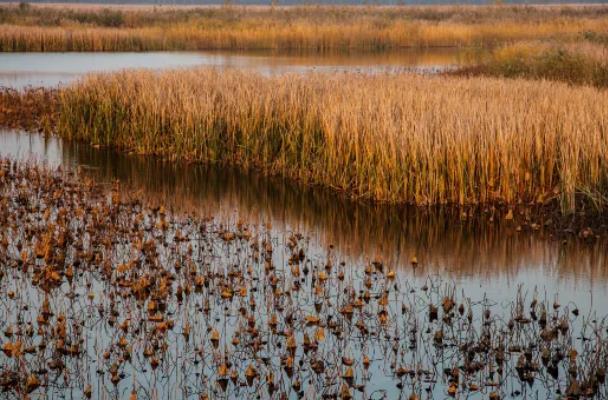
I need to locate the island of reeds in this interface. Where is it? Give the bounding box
[8,69,594,216]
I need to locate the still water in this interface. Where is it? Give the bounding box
[1,128,606,313]
[1,128,608,399]
[0,49,469,89]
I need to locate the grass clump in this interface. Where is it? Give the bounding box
[584,31,608,47]
[476,41,608,88]
[56,69,608,213]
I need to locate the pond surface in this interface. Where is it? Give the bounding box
[1,128,608,399]
[0,49,471,89]
[1,128,606,313]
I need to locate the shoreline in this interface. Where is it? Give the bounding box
[1,84,607,239]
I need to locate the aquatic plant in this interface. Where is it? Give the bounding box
[55,69,608,214]
[0,158,607,399]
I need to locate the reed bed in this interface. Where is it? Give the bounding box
[1,4,608,51]
[468,40,608,88]
[4,3,608,27]
[57,69,608,213]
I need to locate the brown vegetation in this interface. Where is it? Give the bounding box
[456,40,608,88]
[53,69,608,213]
[1,4,608,52]
[0,158,606,398]
[0,88,57,132]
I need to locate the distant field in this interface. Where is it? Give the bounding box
[2,2,608,10]
[1,3,608,51]
[0,2,229,10]
[2,1,608,7]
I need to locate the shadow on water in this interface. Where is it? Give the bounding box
[1,129,607,305]
[3,151,607,400]
[80,144,608,282]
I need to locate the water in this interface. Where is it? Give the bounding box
[1,129,606,312]
[1,128,608,399]
[0,49,469,89]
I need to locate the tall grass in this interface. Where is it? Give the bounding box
[57,69,608,213]
[474,41,608,88]
[1,4,608,52]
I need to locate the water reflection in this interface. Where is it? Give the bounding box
[4,154,605,399]
[0,48,468,89]
[1,128,607,312]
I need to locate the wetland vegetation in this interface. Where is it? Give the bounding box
[461,41,608,88]
[1,4,608,52]
[3,69,608,215]
[0,159,607,399]
[1,3,608,399]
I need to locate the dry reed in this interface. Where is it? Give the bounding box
[0,88,57,132]
[472,40,608,88]
[57,69,608,213]
[2,4,608,51]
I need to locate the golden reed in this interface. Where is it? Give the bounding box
[57,69,608,212]
[1,4,608,51]
[466,41,608,88]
